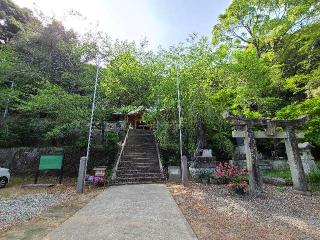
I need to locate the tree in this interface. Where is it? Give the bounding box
[212,0,320,57]
[0,0,38,43]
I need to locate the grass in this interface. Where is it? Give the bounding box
[307,162,320,192]
[266,162,320,192]
[266,168,292,182]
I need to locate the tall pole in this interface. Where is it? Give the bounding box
[77,54,100,193]
[86,55,100,160]
[176,64,183,162]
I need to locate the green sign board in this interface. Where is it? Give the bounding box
[39,155,63,170]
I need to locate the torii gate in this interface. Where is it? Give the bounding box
[223,111,309,194]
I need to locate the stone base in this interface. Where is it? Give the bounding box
[292,190,312,196]
[168,166,181,181]
[270,160,289,170]
[189,158,217,179]
[262,176,290,186]
[189,167,215,179]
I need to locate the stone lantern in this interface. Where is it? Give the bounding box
[298,142,317,174]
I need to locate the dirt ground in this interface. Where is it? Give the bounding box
[168,182,320,240]
[0,177,103,240]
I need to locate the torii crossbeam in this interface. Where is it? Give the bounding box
[223,111,309,194]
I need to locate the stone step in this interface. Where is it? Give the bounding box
[113,181,163,185]
[117,169,161,174]
[120,160,158,164]
[117,166,160,171]
[127,134,154,137]
[118,162,158,167]
[124,146,156,149]
[125,146,156,149]
[121,153,157,160]
[114,176,166,183]
[120,158,159,163]
[123,150,157,154]
[122,157,157,160]
[124,152,156,155]
[117,173,163,178]
[114,129,165,185]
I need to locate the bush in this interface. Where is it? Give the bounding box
[267,164,320,192]
[266,168,292,182]
[195,170,212,183]
[213,162,249,194]
[307,164,320,192]
[214,162,247,183]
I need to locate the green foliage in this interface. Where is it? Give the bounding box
[307,162,320,192]
[276,97,320,144]
[1,0,320,167]
[105,131,119,151]
[194,169,212,183]
[18,82,90,145]
[266,168,292,181]
[0,0,38,43]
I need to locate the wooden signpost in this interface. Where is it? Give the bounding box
[223,111,309,194]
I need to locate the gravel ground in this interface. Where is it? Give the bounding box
[168,183,320,240]
[0,192,70,231]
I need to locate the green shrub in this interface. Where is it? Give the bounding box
[266,168,292,182]
[307,165,320,192]
[267,164,320,192]
[195,170,212,183]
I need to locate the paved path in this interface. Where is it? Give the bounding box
[45,184,197,240]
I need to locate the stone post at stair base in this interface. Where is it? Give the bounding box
[76,156,88,193]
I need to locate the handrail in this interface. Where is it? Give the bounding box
[111,128,130,182]
[154,134,164,175]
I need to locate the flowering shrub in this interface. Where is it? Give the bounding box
[85,175,105,186]
[215,162,242,183]
[227,181,249,194]
[214,162,249,194]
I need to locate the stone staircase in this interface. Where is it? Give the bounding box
[113,129,165,185]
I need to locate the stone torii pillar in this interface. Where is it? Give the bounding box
[285,126,308,191]
[223,111,309,194]
[243,124,263,194]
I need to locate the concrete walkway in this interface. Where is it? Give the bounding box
[45,184,197,240]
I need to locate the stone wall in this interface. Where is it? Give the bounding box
[0,146,118,176]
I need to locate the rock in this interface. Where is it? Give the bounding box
[263,176,289,186]
[292,190,312,196]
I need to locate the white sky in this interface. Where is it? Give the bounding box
[13,0,231,50]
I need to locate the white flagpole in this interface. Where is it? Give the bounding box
[77,54,100,193]
[86,55,100,160]
[176,64,183,162]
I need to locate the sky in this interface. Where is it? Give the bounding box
[13,0,232,50]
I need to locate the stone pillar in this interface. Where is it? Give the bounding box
[243,125,263,194]
[76,156,87,193]
[284,127,308,192]
[181,155,188,186]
